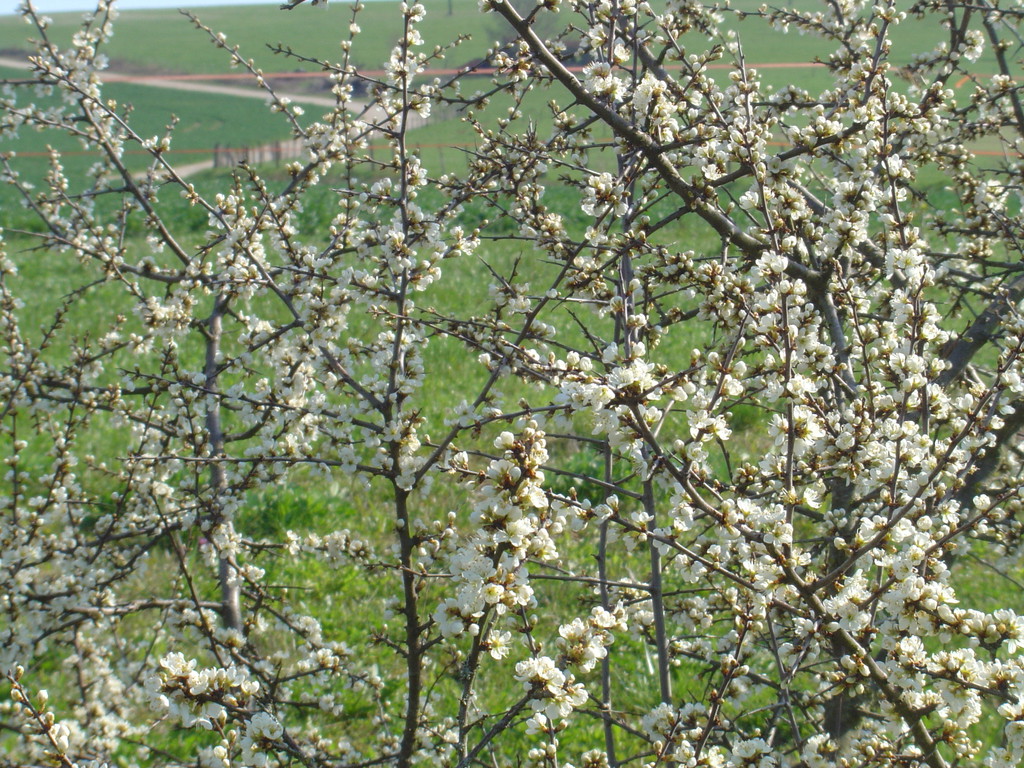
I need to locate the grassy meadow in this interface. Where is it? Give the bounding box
[0,0,1000,212]
[1,1,1023,762]
[0,0,1000,76]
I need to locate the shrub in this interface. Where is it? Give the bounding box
[2,2,1024,767]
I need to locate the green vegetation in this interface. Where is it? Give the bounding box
[0,0,1000,215]
[3,4,1024,764]
[0,62,311,216]
[0,0,500,74]
[0,0,1000,76]
[0,0,1001,80]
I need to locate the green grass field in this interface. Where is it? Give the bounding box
[0,63,305,152]
[0,0,1000,137]
[0,0,1000,76]
[0,0,1000,201]
[0,0,501,74]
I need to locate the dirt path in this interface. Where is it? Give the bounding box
[0,55,32,72]
[171,138,307,178]
[106,72,339,108]
[0,53,430,178]
[0,54,337,107]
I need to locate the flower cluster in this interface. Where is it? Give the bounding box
[145,653,260,730]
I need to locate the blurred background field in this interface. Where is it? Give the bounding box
[0,0,998,201]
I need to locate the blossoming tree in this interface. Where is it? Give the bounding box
[2,0,1024,766]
